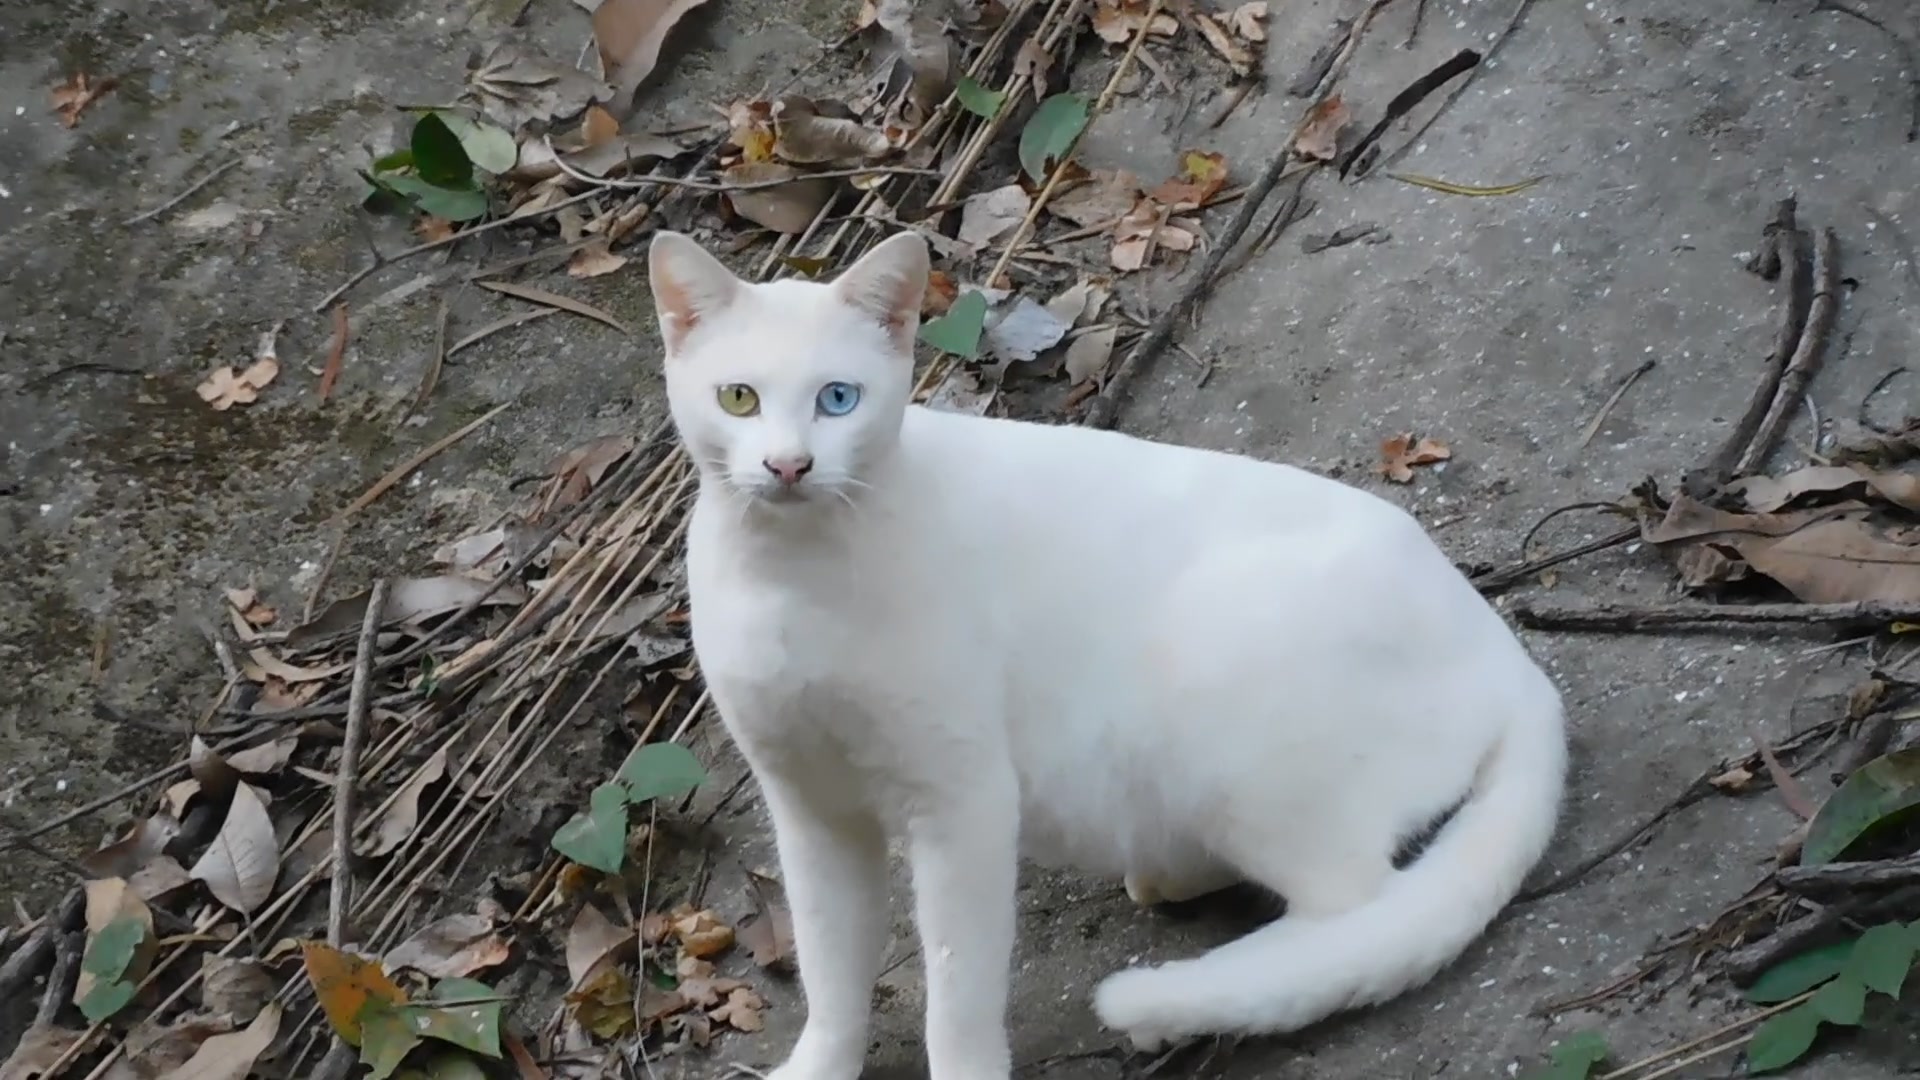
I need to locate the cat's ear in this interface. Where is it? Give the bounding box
[649,231,740,353]
[832,231,929,348]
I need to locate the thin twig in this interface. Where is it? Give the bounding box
[36,931,83,1027]
[329,578,386,950]
[1513,599,1920,632]
[448,309,559,357]
[1372,0,1538,174]
[407,295,451,417]
[312,186,615,314]
[1471,526,1639,596]
[123,158,243,225]
[984,0,1164,288]
[336,403,508,518]
[1696,198,1810,490]
[1777,852,1920,895]
[543,143,940,193]
[1578,358,1656,447]
[1736,227,1842,475]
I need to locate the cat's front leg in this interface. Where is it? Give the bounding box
[760,778,890,1080]
[907,764,1020,1080]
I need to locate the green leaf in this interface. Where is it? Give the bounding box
[1803,747,1920,865]
[1018,93,1090,183]
[1809,976,1867,1025]
[408,977,502,1058]
[1747,937,1856,1003]
[1548,1031,1609,1067]
[1843,922,1916,998]
[358,999,424,1080]
[615,742,708,803]
[79,978,137,1023]
[432,112,519,175]
[1518,1029,1610,1080]
[955,76,1007,119]
[410,112,473,189]
[377,175,490,222]
[372,148,415,174]
[919,291,989,358]
[551,783,630,873]
[82,916,146,984]
[1745,1004,1824,1074]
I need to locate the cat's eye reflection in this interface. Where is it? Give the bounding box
[716,384,760,416]
[816,381,862,416]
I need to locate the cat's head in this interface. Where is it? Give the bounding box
[648,229,929,510]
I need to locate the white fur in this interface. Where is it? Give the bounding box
[649,230,1567,1080]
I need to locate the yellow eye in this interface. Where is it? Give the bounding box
[716,384,760,417]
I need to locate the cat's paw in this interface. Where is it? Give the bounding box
[763,1033,865,1080]
[1093,966,1188,1052]
[1123,873,1165,907]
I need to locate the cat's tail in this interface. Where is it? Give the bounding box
[1093,676,1566,1048]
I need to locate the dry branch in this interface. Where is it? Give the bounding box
[1512,599,1920,632]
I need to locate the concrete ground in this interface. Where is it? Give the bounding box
[5,0,1919,1077]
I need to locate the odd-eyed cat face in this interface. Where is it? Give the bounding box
[648,231,930,510]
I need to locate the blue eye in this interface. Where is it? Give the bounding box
[816,381,861,416]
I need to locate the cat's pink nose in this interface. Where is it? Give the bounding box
[762,455,814,485]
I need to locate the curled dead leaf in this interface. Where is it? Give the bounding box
[593,0,717,111]
[873,0,954,116]
[466,43,614,130]
[958,184,1033,247]
[1150,150,1229,209]
[1230,1,1269,41]
[51,71,117,127]
[356,746,449,859]
[1091,0,1177,44]
[195,357,279,411]
[1375,433,1451,484]
[721,162,837,234]
[1046,168,1141,230]
[668,908,734,959]
[1193,12,1256,76]
[383,913,512,980]
[772,97,891,165]
[709,986,765,1032]
[1294,95,1350,162]
[567,240,630,280]
[564,903,636,988]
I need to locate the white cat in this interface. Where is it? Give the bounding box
[648,229,1566,1080]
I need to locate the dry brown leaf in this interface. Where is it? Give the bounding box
[128,856,194,902]
[187,737,243,808]
[287,576,529,651]
[1047,168,1142,229]
[1375,433,1452,484]
[724,100,778,163]
[1229,1,1269,41]
[1150,150,1229,209]
[153,1002,279,1080]
[225,737,297,776]
[721,162,837,234]
[51,71,117,127]
[580,104,621,147]
[1063,325,1120,386]
[414,216,456,244]
[873,0,954,117]
[708,986,765,1032]
[82,815,181,880]
[1193,12,1255,76]
[1294,95,1350,162]
[194,356,279,411]
[923,270,960,317]
[383,913,511,979]
[669,908,734,959]
[1754,737,1818,821]
[736,878,795,970]
[567,240,630,280]
[1109,200,1198,272]
[1734,515,1920,605]
[565,965,637,1040]
[113,1013,235,1080]
[190,783,280,914]
[593,0,716,108]
[564,903,636,988]
[1726,463,1920,515]
[771,96,892,164]
[958,184,1032,247]
[1,1025,87,1080]
[199,958,275,1022]
[357,746,449,859]
[222,588,277,628]
[1046,278,1112,327]
[1091,0,1177,44]
[1014,37,1053,100]
[467,43,615,131]
[1709,764,1756,792]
